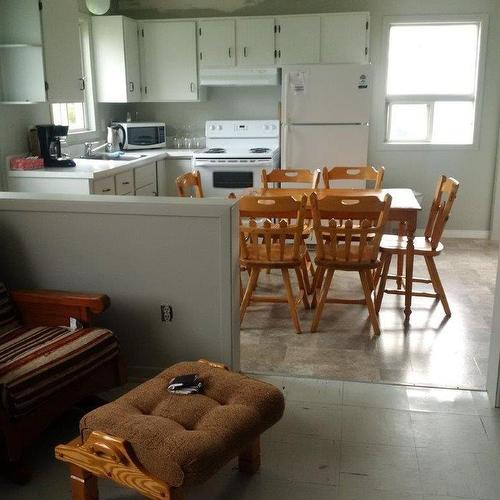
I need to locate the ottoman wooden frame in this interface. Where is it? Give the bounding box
[55,360,265,500]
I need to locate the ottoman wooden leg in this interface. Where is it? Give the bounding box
[69,464,98,500]
[238,437,261,475]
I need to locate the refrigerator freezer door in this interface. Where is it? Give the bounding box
[282,123,369,170]
[283,64,371,124]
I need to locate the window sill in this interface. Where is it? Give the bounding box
[377,141,479,152]
[66,129,101,145]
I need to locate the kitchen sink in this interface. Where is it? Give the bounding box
[80,153,147,161]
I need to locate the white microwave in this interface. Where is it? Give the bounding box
[112,122,166,150]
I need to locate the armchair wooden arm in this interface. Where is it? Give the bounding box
[10,289,110,328]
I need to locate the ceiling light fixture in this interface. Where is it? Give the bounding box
[86,0,111,15]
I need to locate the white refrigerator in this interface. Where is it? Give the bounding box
[281,64,372,180]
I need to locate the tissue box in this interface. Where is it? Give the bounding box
[10,156,45,170]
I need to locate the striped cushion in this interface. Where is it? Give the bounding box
[0,325,119,418]
[0,282,21,337]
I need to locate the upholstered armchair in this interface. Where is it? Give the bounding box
[0,282,125,479]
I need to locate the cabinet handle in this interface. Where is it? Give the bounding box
[243,46,248,57]
[228,47,232,58]
[278,49,281,58]
[190,82,196,93]
[79,77,85,91]
[102,188,111,193]
[128,81,135,92]
[122,181,130,185]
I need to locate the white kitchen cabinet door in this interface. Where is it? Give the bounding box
[321,13,370,64]
[198,19,236,68]
[236,18,275,67]
[92,16,141,103]
[135,183,157,196]
[40,0,83,102]
[123,17,141,102]
[276,16,320,65]
[157,159,193,196]
[142,21,200,101]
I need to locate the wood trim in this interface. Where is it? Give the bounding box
[56,432,183,500]
[10,289,110,327]
[10,290,110,313]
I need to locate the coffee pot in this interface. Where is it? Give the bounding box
[106,124,126,152]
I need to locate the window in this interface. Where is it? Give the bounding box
[385,21,482,145]
[51,17,96,135]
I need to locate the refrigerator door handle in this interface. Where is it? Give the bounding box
[282,123,289,168]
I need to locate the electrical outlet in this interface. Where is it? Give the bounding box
[160,304,173,322]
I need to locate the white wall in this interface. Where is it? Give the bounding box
[0,193,240,378]
[116,0,500,233]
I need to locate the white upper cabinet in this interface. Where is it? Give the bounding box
[236,18,275,67]
[198,19,236,68]
[275,16,320,65]
[141,21,200,102]
[40,0,83,102]
[320,13,370,64]
[92,16,141,102]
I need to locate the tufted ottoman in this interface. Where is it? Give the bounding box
[55,360,284,499]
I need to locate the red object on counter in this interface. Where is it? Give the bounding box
[9,156,45,170]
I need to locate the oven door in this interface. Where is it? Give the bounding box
[196,160,267,197]
[124,125,166,150]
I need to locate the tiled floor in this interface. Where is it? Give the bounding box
[2,377,500,500]
[241,239,499,389]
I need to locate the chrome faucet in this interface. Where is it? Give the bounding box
[83,141,109,157]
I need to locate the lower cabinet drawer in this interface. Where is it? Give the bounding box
[115,170,135,195]
[135,163,156,189]
[135,183,157,196]
[93,176,116,195]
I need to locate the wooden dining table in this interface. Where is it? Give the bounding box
[245,187,422,322]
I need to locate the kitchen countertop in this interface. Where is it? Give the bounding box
[8,149,197,180]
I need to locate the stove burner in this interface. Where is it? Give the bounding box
[250,148,271,154]
[205,148,226,154]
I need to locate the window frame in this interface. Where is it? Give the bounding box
[50,14,100,143]
[378,14,488,151]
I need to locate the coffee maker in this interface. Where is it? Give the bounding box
[36,125,76,167]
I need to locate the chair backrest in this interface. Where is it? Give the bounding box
[322,165,385,189]
[311,193,392,264]
[261,168,321,189]
[239,195,307,264]
[424,176,459,249]
[176,171,204,198]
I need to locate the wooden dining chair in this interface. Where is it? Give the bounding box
[261,168,321,291]
[239,195,310,334]
[261,168,321,188]
[322,165,385,189]
[310,192,392,335]
[375,176,459,317]
[176,170,204,198]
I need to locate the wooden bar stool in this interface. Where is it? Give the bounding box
[322,165,385,189]
[239,195,310,334]
[176,170,204,198]
[375,176,459,317]
[310,192,392,335]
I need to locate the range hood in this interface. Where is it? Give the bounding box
[199,68,280,87]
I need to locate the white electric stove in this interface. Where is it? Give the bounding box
[194,120,280,197]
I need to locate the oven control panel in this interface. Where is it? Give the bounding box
[206,120,279,139]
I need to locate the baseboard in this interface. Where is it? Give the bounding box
[440,229,491,239]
